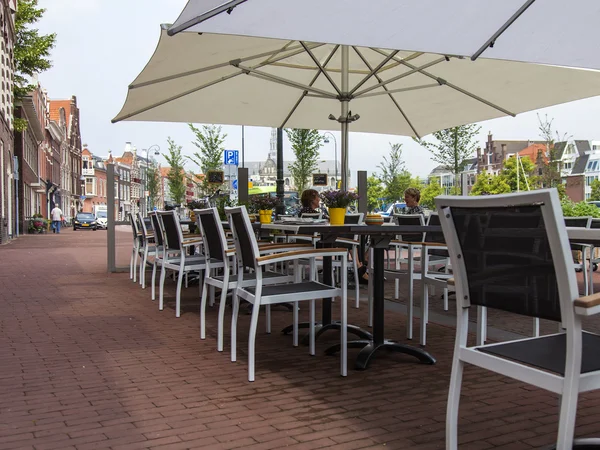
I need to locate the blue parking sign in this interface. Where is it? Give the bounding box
[224,150,239,166]
[232,179,238,190]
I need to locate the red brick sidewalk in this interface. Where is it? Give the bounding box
[1,230,600,449]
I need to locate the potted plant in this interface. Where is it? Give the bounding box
[320,190,359,225]
[250,195,280,224]
[29,213,47,234]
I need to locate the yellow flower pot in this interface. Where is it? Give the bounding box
[329,207,346,226]
[259,209,273,224]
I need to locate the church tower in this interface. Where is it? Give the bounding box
[268,127,277,161]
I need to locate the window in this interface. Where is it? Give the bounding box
[586,176,597,187]
[85,177,95,196]
[587,160,599,172]
[564,162,572,170]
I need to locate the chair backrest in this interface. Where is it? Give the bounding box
[591,218,600,229]
[394,213,425,242]
[137,212,149,240]
[158,211,183,252]
[300,212,322,219]
[195,208,228,263]
[149,211,164,247]
[129,213,139,240]
[226,206,260,271]
[425,212,446,244]
[564,216,592,228]
[435,189,578,323]
[344,213,364,225]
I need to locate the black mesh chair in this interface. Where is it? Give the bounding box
[438,189,600,450]
[588,218,600,294]
[129,213,142,283]
[157,211,219,318]
[226,205,349,382]
[195,208,311,352]
[136,212,156,289]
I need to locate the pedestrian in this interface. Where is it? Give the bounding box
[403,187,425,215]
[50,203,63,234]
[298,189,329,218]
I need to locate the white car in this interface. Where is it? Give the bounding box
[95,211,108,229]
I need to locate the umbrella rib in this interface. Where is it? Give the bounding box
[358,83,441,98]
[299,41,341,96]
[235,63,337,98]
[112,71,244,122]
[371,48,516,117]
[349,50,400,96]
[167,0,249,36]
[353,57,446,97]
[279,45,339,128]
[131,42,325,90]
[471,0,537,61]
[352,46,421,138]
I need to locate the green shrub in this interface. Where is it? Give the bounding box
[561,199,600,218]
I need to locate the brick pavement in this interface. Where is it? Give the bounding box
[1,229,600,449]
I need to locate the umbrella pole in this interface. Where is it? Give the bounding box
[340,45,349,191]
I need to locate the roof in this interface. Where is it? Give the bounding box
[160,167,171,178]
[553,141,567,159]
[571,154,589,175]
[48,100,71,129]
[518,144,548,164]
[575,140,591,155]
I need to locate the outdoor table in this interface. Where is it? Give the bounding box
[567,227,600,246]
[306,224,437,370]
[261,222,373,342]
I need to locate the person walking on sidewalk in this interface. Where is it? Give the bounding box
[50,204,63,234]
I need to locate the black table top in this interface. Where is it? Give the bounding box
[296,224,441,235]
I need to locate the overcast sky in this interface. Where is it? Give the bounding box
[37,0,600,182]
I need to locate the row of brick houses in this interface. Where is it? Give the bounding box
[0,0,85,243]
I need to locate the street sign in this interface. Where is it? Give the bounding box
[224,150,239,166]
[232,179,238,190]
[80,195,86,202]
[153,206,158,211]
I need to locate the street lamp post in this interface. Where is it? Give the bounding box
[322,132,338,188]
[141,145,160,215]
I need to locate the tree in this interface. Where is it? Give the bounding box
[187,124,227,195]
[146,163,161,209]
[537,113,570,190]
[413,124,481,192]
[14,0,56,131]
[286,129,322,193]
[500,155,539,192]
[163,137,186,205]
[470,171,511,196]
[420,178,444,209]
[590,179,600,201]
[378,143,411,202]
[366,175,385,212]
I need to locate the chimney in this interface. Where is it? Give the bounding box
[476,147,481,161]
[501,144,507,160]
[124,142,132,154]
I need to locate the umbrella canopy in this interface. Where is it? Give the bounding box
[168,0,600,71]
[113,0,600,189]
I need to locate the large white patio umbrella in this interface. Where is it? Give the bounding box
[113,0,600,189]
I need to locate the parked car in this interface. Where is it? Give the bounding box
[95,210,107,229]
[380,202,407,217]
[73,212,98,231]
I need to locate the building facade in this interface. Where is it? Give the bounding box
[0,0,15,243]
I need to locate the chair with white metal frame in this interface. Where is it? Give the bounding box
[439,189,600,450]
[129,213,142,283]
[226,205,348,382]
[195,207,313,352]
[137,212,156,289]
[157,210,221,318]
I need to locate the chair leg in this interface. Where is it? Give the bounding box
[556,368,581,449]
[130,246,134,280]
[533,317,540,337]
[159,265,166,311]
[309,299,315,356]
[248,300,261,382]
[341,257,348,377]
[141,248,148,288]
[151,261,157,300]
[476,306,487,346]
[200,278,209,341]
[231,292,240,362]
[446,359,464,450]
[293,300,299,347]
[421,283,429,346]
[407,245,414,340]
[133,243,139,283]
[175,266,185,318]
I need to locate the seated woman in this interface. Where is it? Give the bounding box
[403,187,425,215]
[298,189,329,218]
